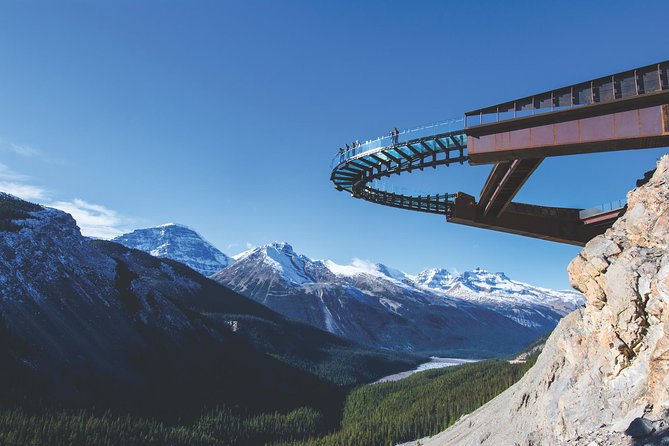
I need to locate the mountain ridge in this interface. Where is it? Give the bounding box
[111,226,583,356]
[211,242,583,356]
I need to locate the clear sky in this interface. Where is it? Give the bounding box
[0,0,667,289]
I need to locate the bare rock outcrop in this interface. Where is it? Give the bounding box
[410,155,669,446]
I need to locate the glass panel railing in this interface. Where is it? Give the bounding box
[330,117,465,170]
[579,199,627,219]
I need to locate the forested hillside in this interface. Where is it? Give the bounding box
[285,359,535,446]
[0,359,535,445]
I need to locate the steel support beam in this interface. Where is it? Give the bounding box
[479,158,543,217]
[449,193,607,246]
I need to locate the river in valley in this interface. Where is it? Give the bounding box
[375,357,479,383]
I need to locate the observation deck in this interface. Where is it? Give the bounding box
[330,61,669,245]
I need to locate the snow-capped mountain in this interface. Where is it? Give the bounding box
[0,194,411,412]
[113,223,233,276]
[413,268,455,289]
[109,221,583,356]
[231,241,334,285]
[413,267,583,329]
[212,242,583,357]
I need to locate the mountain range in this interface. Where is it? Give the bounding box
[212,243,582,356]
[0,194,414,418]
[111,224,583,357]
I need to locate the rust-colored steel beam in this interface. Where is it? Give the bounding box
[449,193,608,246]
[467,99,669,165]
[479,158,543,217]
[478,162,511,209]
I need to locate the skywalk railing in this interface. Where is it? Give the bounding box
[465,61,669,127]
[358,184,455,215]
[330,117,465,170]
[579,199,627,219]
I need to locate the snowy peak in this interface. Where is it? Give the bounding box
[445,268,583,308]
[233,242,295,262]
[412,265,583,320]
[375,263,412,282]
[225,244,414,288]
[414,268,455,290]
[411,266,584,330]
[230,242,332,285]
[415,267,524,294]
[456,268,512,291]
[214,242,584,353]
[322,258,410,283]
[268,241,293,252]
[112,224,233,276]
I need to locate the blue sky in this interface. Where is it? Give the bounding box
[0,0,667,289]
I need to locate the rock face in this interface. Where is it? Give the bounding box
[412,155,669,446]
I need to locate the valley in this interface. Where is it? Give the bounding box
[115,223,583,357]
[0,193,569,445]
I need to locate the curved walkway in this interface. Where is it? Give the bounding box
[329,61,669,244]
[330,119,467,215]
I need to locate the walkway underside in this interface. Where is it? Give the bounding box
[449,193,622,246]
[330,61,669,245]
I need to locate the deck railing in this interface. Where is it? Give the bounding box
[579,199,627,219]
[330,118,464,170]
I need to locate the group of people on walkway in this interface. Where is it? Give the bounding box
[338,139,362,161]
[336,127,400,163]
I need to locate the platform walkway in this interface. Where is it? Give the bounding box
[330,61,669,245]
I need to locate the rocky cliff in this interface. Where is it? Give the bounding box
[411,155,669,446]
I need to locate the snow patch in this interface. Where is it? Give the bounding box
[322,258,410,283]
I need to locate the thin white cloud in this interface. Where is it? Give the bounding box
[0,138,68,166]
[0,182,48,201]
[0,163,49,201]
[0,161,131,239]
[8,143,40,158]
[0,138,42,158]
[50,198,128,240]
[0,163,30,182]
